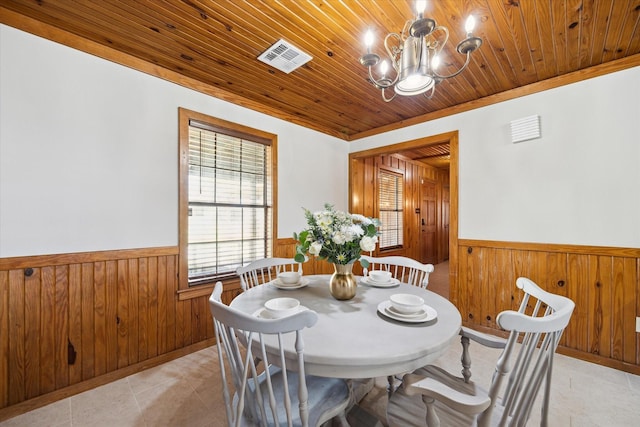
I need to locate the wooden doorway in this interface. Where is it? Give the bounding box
[348,130,459,291]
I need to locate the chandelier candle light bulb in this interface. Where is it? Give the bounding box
[365,30,374,52]
[380,60,388,76]
[465,15,476,34]
[431,55,440,70]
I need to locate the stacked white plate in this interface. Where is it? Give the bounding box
[254,304,309,319]
[361,276,400,288]
[377,300,437,323]
[271,277,309,290]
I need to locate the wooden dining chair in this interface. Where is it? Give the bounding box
[360,255,434,288]
[360,254,435,396]
[236,257,305,291]
[209,282,351,427]
[387,277,575,427]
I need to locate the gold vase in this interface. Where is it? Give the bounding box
[329,263,357,300]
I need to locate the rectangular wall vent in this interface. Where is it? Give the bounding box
[258,39,312,74]
[510,115,541,143]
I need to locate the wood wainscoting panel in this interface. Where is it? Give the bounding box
[24,266,40,400]
[566,254,590,354]
[0,271,8,408]
[589,255,613,360]
[68,265,82,386]
[456,240,640,375]
[0,247,232,416]
[7,269,25,406]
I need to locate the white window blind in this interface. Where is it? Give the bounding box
[188,121,272,284]
[379,170,403,249]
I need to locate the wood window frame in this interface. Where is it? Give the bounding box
[378,166,404,251]
[177,108,278,299]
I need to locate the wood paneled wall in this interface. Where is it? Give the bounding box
[455,240,640,375]
[3,238,638,417]
[0,246,242,419]
[0,239,322,419]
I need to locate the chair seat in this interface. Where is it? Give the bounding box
[240,366,351,427]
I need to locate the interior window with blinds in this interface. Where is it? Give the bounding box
[187,121,272,284]
[379,169,404,249]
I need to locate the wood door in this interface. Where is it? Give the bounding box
[420,179,437,264]
[442,184,450,261]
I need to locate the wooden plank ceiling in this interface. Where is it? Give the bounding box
[1,0,639,142]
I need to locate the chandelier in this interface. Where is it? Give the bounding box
[359,0,482,102]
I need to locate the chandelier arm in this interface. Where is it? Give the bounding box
[381,87,396,102]
[422,85,436,99]
[430,25,449,54]
[367,66,398,89]
[431,51,472,80]
[384,32,403,71]
[401,19,414,40]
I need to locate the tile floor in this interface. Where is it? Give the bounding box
[2,340,640,427]
[0,346,226,427]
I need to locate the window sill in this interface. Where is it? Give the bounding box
[379,246,405,254]
[177,277,242,301]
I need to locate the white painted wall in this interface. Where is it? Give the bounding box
[2,24,638,257]
[0,25,348,257]
[350,66,640,248]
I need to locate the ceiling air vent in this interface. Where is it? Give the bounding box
[258,39,312,74]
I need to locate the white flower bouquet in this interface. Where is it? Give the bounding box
[294,203,381,266]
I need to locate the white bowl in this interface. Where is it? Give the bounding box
[389,293,424,314]
[278,271,301,285]
[369,270,392,283]
[264,297,300,318]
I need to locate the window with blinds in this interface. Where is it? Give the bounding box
[187,120,272,284]
[379,169,403,249]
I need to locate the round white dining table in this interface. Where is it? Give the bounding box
[229,274,462,379]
